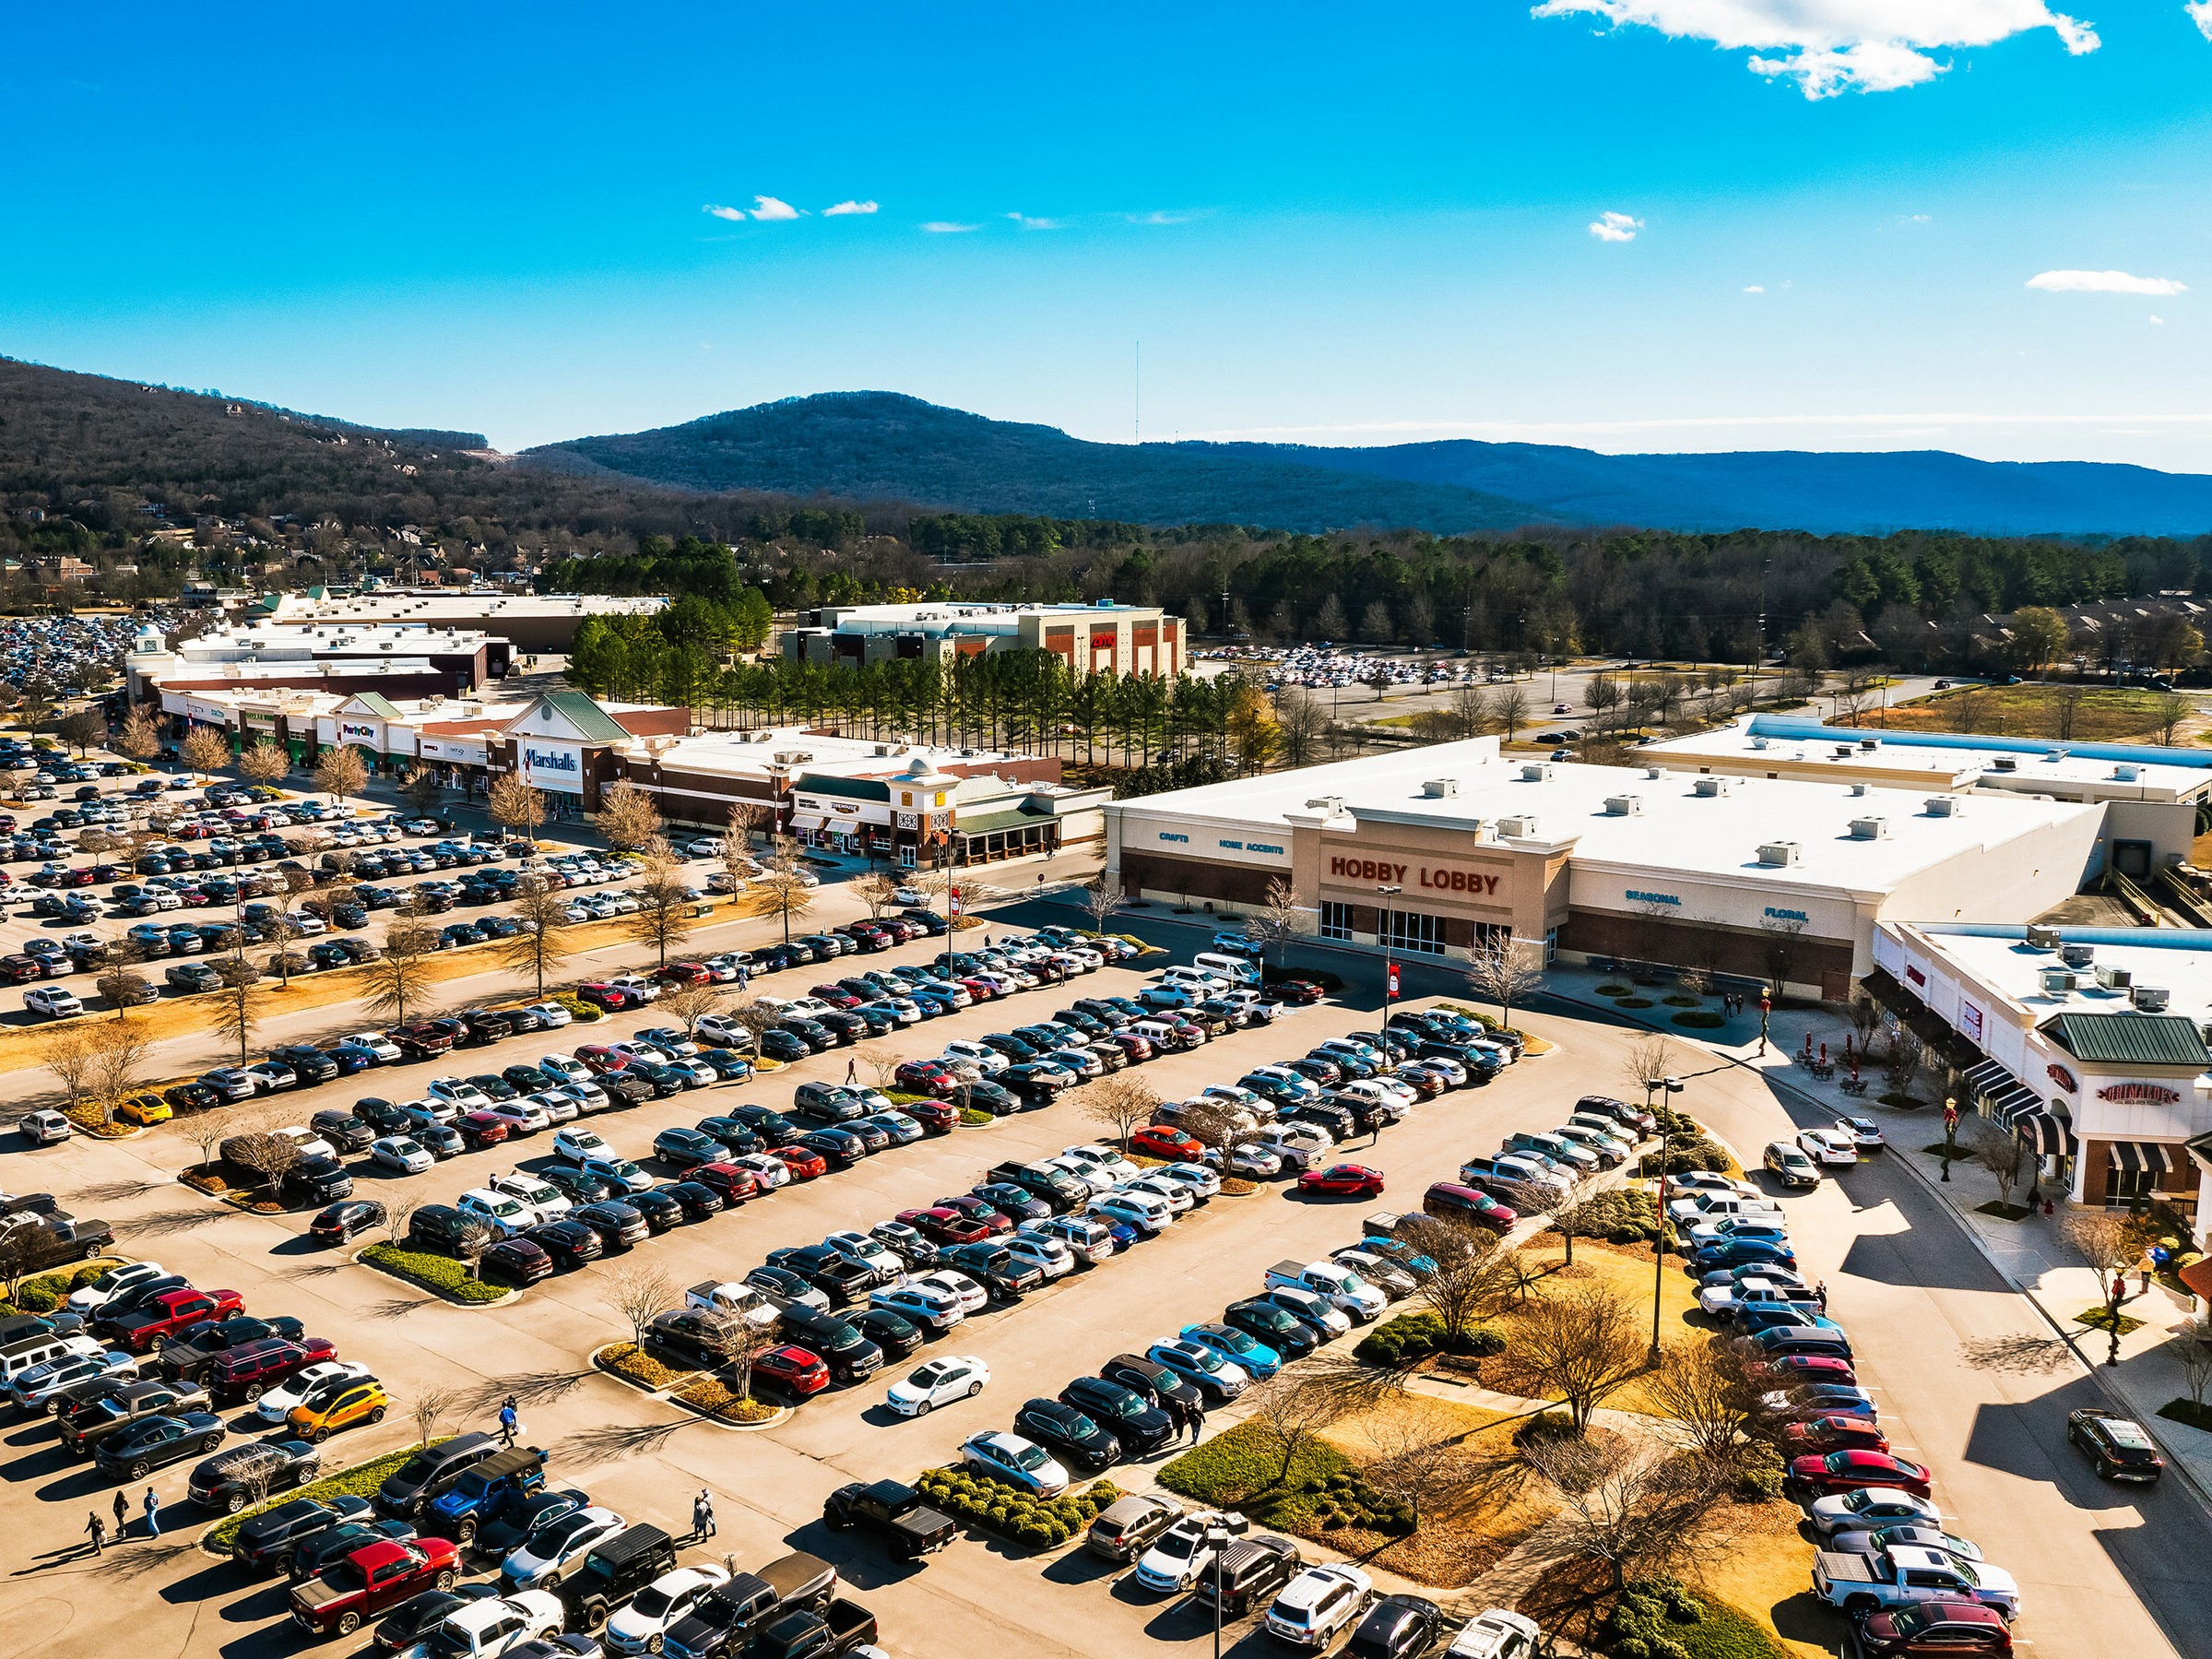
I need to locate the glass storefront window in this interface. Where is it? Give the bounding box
[1320,901,1353,941]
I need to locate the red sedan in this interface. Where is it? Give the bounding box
[893,1061,958,1098]
[1297,1164,1387,1199]
[900,1097,958,1133]
[573,1045,633,1076]
[809,984,863,1010]
[957,977,1000,1001]
[754,1345,831,1398]
[655,962,713,987]
[456,1110,510,1149]
[896,1205,991,1246]
[1129,1125,1203,1162]
[1780,1415,1889,1456]
[574,982,633,1012]
[1271,979,1327,1006]
[690,1162,760,1204]
[775,1146,829,1181]
[1787,1450,1932,1499]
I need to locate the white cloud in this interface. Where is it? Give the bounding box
[748,196,801,221]
[1127,210,1192,225]
[704,205,746,221]
[1589,210,1643,243]
[2028,268,2188,295]
[823,200,878,216]
[2192,0,2212,38]
[1532,2,2100,99]
[1744,284,1765,292]
[920,221,979,234]
[1006,212,1068,231]
[2151,314,2167,325]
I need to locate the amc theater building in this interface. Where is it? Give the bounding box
[1104,738,2108,1000]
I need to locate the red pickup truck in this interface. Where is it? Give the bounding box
[108,1287,244,1354]
[290,1537,461,1638]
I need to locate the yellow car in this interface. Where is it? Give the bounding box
[115,1094,172,1127]
[289,1378,390,1442]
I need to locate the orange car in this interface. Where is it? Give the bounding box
[288,1377,390,1442]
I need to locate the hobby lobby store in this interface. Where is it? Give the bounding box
[1105,738,2109,1000]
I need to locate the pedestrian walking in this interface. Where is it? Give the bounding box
[143,1489,160,1539]
[85,1513,104,1556]
[845,1059,857,1084]
[1189,1399,1208,1441]
[112,1489,128,1536]
[693,1488,716,1539]
[498,1401,518,1447]
[737,964,750,989]
[1814,1280,1828,1313]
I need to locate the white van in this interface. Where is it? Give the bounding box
[0,1333,100,1383]
[1192,952,1263,988]
[1133,1016,1201,1050]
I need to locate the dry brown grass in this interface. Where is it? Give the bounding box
[1687,1499,1827,1659]
[1481,1248,1701,1416]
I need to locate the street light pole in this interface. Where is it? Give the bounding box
[1206,1522,1229,1659]
[1376,883,1402,1007]
[1650,1076,1683,1366]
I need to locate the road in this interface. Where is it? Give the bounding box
[0,895,2199,1658]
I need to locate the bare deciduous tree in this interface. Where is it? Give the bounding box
[609,1264,677,1350]
[1243,1373,1356,1484]
[595,782,664,853]
[749,844,816,943]
[41,1025,99,1120]
[86,1021,151,1117]
[1623,1033,1681,1105]
[180,726,231,777]
[1405,1216,1521,1347]
[502,887,574,999]
[849,873,900,920]
[488,775,547,842]
[222,1119,302,1201]
[724,800,766,854]
[1358,1397,1467,1527]
[313,744,369,804]
[1513,1281,1648,1433]
[1523,1435,1733,1592]
[1079,1075,1161,1152]
[1082,871,1122,936]
[626,852,698,969]
[1465,935,1544,1032]
[384,1193,422,1243]
[363,921,441,1026]
[413,1385,457,1448]
[115,708,160,762]
[1980,1125,2031,1209]
[854,1043,904,1089]
[1638,1335,1790,1463]
[1547,1170,1612,1269]
[2064,1207,2132,1283]
[208,961,266,1065]
[238,739,290,788]
[2170,1318,2212,1412]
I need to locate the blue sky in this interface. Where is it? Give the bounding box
[7,2,2212,468]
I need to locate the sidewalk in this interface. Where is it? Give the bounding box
[1550,961,2212,1506]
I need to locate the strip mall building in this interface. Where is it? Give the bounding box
[1104,738,2108,1000]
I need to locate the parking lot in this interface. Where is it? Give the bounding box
[0,753,2203,1658]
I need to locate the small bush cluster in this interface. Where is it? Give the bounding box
[361,1243,507,1304]
[673,1376,776,1421]
[958,1108,997,1127]
[1672,1012,1727,1030]
[1605,1574,1783,1659]
[1557,1187,1662,1245]
[912,1467,1121,1548]
[1595,984,1634,997]
[1512,1410,1579,1447]
[1638,1116,1730,1177]
[0,1260,124,1322]
[1218,1177,1260,1197]
[1732,1442,1785,1502]
[1354,1309,1506,1366]
[1295,1470,1414,1534]
[600,1341,687,1390]
[547,992,604,1023]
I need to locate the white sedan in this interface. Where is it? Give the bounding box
[370,1136,434,1175]
[1834,1115,1887,1152]
[1796,1127,1861,1167]
[526,1002,574,1029]
[885,1355,990,1416]
[912,1268,989,1314]
[552,1126,609,1163]
[256,1360,373,1424]
[604,1564,729,1654]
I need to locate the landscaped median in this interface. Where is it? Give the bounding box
[591,1342,786,1428]
[357,1242,514,1306]
[199,1439,450,1557]
[911,1466,1121,1550]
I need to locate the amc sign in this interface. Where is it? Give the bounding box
[1329,855,1502,896]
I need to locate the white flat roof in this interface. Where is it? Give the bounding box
[1899,924,2212,1031]
[647,726,1019,782]
[815,600,1156,625]
[264,591,662,620]
[1111,737,2100,896]
[1645,716,2212,801]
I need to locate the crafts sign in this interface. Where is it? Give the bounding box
[2098,1082,2182,1105]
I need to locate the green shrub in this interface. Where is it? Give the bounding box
[70,1265,106,1289]
[910,1468,1118,1549]
[1513,1410,1579,1447]
[1662,994,1703,1008]
[1159,1417,1353,1513]
[1616,997,1655,1009]
[1558,1187,1662,1244]
[361,1243,508,1303]
[1605,1576,1784,1659]
[959,1108,996,1127]
[1639,1135,1729,1177]
[16,1284,56,1312]
[1732,1444,1785,1502]
[1596,984,1633,996]
[1355,1309,1447,1365]
[1672,1012,1727,1030]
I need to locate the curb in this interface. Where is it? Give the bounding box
[349,1246,520,1309]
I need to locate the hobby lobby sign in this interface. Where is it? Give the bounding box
[1329,855,1502,896]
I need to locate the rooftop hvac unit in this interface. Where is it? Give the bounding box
[1520,764,1554,782]
[1859,738,1880,751]
[1848,816,1888,840]
[2132,984,2171,1013]
[1305,795,1347,815]
[1833,745,1855,759]
[2095,964,2134,990]
[1924,796,1963,817]
[1693,776,1732,797]
[2040,968,2076,997]
[1603,795,1642,816]
[1496,814,1540,838]
[1751,736,1769,751]
[1757,841,1802,867]
[1422,778,1460,799]
[2113,764,2141,782]
[2059,942,2096,968]
[1991,756,2018,772]
[2024,924,2063,950]
[1644,764,1664,779]
[2044,748,2067,761]
[1847,781,1869,796]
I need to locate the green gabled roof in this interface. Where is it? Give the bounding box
[798,776,890,801]
[2044,1013,2211,1067]
[956,806,1052,835]
[533,690,633,744]
[349,692,404,720]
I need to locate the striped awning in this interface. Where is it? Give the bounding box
[1989,1085,2043,1126]
[2015,1110,2079,1159]
[1964,1061,2013,1098]
[2109,1141,2174,1176]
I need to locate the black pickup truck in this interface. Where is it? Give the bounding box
[662,1551,837,1659]
[821,1479,957,1560]
[0,1213,112,1271]
[751,1599,877,1659]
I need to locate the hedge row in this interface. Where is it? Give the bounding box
[671,1375,777,1422]
[1354,1309,1506,1366]
[600,1341,688,1390]
[912,1467,1121,1548]
[1604,1575,1784,1659]
[360,1243,507,1304]
[206,1440,448,1553]
[5,1260,121,1315]
[1556,1187,1662,1245]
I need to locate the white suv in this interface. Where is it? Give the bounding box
[1265,1565,1374,1648]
